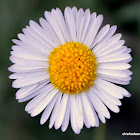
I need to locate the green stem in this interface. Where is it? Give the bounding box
[93,123,106,140]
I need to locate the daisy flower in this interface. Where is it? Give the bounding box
[9,7,132,134]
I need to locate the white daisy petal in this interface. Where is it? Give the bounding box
[9,62,48,71]
[80,9,90,43]
[49,92,62,129]
[94,33,122,56]
[29,20,57,48]
[70,94,81,134]
[12,41,49,55]
[9,69,47,79]
[95,78,123,99]
[96,34,123,52]
[97,53,132,63]
[101,47,131,60]
[40,93,58,125]
[98,72,131,82]
[71,94,83,130]
[12,71,49,88]
[98,63,131,70]
[76,8,84,42]
[8,64,45,73]
[61,95,70,132]
[93,87,120,113]
[25,84,53,112]
[23,26,54,50]
[18,81,49,102]
[98,112,106,124]
[10,47,47,61]
[12,38,50,55]
[125,70,133,75]
[64,7,77,42]
[124,48,132,53]
[86,14,103,47]
[9,55,48,65]
[75,94,84,129]
[95,78,131,99]
[15,83,38,98]
[108,46,128,55]
[82,12,96,44]
[45,10,66,44]
[81,92,96,127]
[55,93,69,129]
[92,25,117,51]
[9,72,25,79]
[120,46,128,52]
[72,7,78,22]
[88,99,99,127]
[10,59,48,71]
[16,80,49,100]
[17,32,52,54]
[97,40,125,57]
[91,24,110,48]
[97,69,131,80]
[39,17,60,46]
[99,75,130,85]
[88,90,110,119]
[55,8,70,42]
[31,88,59,117]
[93,86,122,106]
[83,110,90,128]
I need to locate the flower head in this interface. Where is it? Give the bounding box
[9,7,132,134]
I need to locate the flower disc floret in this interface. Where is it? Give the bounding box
[48,42,97,94]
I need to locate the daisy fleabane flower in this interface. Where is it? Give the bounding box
[9,7,132,134]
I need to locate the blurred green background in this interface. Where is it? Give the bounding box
[0,0,140,140]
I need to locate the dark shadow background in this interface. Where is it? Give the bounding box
[0,0,140,140]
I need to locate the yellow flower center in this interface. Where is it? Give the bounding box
[48,42,97,94]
